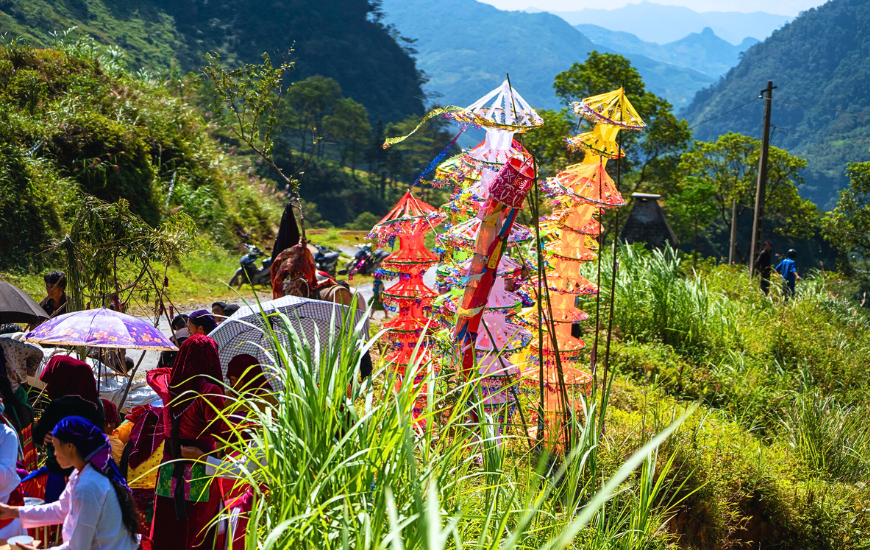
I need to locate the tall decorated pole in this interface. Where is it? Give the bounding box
[453,155,536,375]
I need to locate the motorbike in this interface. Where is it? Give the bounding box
[339,244,389,277]
[313,244,341,277]
[229,244,273,287]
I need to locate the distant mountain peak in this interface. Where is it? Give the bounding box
[533,2,791,44]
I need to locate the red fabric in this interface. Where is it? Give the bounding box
[100,398,117,426]
[40,355,99,406]
[127,404,165,470]
[226,354,272,391]
[18,469,46,501]
[148,337,226,550]
[271,243,322,299]
[0,485,23,529]
[20,423,37,472]
[148,385,226,549]
[151,485,225,550]
[165,334,222,420]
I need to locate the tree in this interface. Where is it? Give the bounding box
[678,132,816,261]
[823,161,870,264]
[322,98,371,174]
[667,177,718,268]
[551,51,691,194]
[285,75,342,155]
[521,108,575,178]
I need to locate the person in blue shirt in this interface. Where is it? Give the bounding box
[775,249,801,300]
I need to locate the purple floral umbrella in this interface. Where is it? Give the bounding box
[25,308,176,351]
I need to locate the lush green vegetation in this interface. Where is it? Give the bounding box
[209,243,870,549]
[0,34,281,270]
[0,0,426,124]
[682,0,870,210]
[579,244,870,548]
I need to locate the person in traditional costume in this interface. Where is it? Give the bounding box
[181,354,271,550]
[0,397,26,539]
[147,334,226,550]
[187,309,218,337]
[0,416,140,550]
[33,356,105,483]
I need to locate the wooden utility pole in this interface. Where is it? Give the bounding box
[749,81,776,279]
[728,199,737,264]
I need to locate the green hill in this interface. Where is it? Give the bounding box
[0,0,426,123]
[681,0,870,210]
[380,0,714,112]
[0,36,280,270]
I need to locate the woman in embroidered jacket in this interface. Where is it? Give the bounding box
[147,333,226,550]
[0,416,140,549]
[33,356,106,473]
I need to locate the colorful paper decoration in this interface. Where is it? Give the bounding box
[369,191,444,423]
[515,87,645,450]
[453,155,536,376]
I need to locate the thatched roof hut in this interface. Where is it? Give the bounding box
[618,193,678,250]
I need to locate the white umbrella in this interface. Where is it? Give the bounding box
[209,296,370,391]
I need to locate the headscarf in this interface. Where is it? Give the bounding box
[226,354,273,392]
[168,334,222,419]
[40,355,99,408]
[126,404,164,470]
[52,416,131,493]
[271,200,301,263]
[101,398,118,427]
[188,309,217,335]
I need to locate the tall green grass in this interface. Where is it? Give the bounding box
[210,296,696,548]
[583,244,740,356]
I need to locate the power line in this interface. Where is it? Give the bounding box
[772,98,870,118]
[690,97,761,129]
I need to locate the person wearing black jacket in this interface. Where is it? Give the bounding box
[754,240,773,295]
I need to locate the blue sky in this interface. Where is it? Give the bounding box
[480,0,827,16]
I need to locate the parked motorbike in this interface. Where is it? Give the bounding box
[339,244,389,277]
[313,244,341,277]
[229,244,273,287]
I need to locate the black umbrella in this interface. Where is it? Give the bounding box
[0,280,48,325]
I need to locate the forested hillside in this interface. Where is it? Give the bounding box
[0,36,281,270]
[682,0,870,209]
[0,0,425,123]
[380,0,714,111]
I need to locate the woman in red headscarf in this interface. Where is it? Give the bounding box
[147,334,226,550]
[181,354,271,550]
[33,356,105,478]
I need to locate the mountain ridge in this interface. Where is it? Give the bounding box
[0,0,426,123]
[681,0,870,210]
[381,0,713,113]
[575,24,758,79]
[528,1,791,44]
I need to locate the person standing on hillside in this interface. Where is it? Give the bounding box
[754,239,773,295]
[775,249,801,301]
